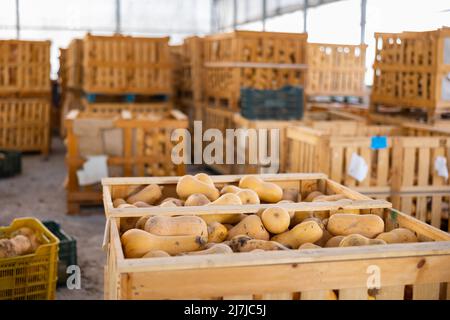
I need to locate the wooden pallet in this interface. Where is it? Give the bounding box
[65,109,188,214]
[0,98,51,155]
[370,28,450,121]
[203,31,308,110]
[82,34,172,95]
[0,40,51,97]
[102,173,450,300]
[286,123,450,193]
[179,36,204,103]
[66,39,83,90]
[306,43,367,98]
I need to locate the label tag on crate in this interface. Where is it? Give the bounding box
[348,153,368,182]
[370,136,387,149]
[434,156,449,180]
[77,155,109,186]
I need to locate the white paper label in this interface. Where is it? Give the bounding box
[347,153,368,182]
[434,156,449,180]
[77,155,109,186]
[121,110,132,119]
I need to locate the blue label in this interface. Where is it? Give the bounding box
[371,136,387,149]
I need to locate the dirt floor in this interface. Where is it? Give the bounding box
[0,137,105,300]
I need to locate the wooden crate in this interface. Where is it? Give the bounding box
[0,98,50,155]
[286,123,450,194]
[203,31,308,110]
[82,34,172,95]
[101,173,450,300]
[66,39,83,90]
[65,109,188,214]
[370,28,450,121]
[370,192,449,232]
[0,40,51,96]
[306,43,367,98]
[309,102,369,119]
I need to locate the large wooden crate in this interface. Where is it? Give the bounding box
[306,43,367,98]
[0,40,51,96]
[370,28,450,120]
[101,173,450,300]
[82,34,172,95]
[203,31,308,110]
[65,109,187,214]
[286,123,450,193]
[0,98,50,155]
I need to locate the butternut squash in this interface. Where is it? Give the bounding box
[176,175,219,201]
[113,198,127,208]
[375,228,417,244]
[207,222,228,243]
[135,216,151,230]
[182,243,233,255]
[325,235,345,248]
[312,194,347,202]
[236,189,260,204]
[339,234,387,247]
[121,228,207,257]
[304,191,323,202]
[201,193,244,224]
[159,201,177,208]
[160,197,184,207]
[261,207,290,234]
[144,216,207,237]
[291,211,313,226]
[185,193,211,206]
[227,215,270,240]
[272,221,323,249]
[117,203,136,209]
[194,173,215,186]
[0,239,16,258]
[302,217,325,230]
[228,235,288,252]
[220,185,241,195]
[10,227,41,251]
[126,184,162,205]
[238,176,283,203]
[132,201,152,208]
[142,250,170,258]
[277,200,295,219]
[327,214,384,238]
[315,229,332,247]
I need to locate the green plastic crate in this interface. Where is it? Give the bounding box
[43,221,77,287]
[0,150,22,178]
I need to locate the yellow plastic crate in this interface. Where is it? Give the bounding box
[0,218,59,300]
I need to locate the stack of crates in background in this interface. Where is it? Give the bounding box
[60,34,174,134]
[201,31,308,174]
[285,121,450,231]
[0,40,51,156]
[306,43,367,104]
[370,27,450,123]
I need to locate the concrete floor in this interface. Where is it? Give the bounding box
[0,138,105,300]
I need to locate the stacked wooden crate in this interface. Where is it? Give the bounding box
[201,31,307,174]
[285,121,450,231]
[0,40,51,155]
[62,34,181,214]
[306,43,367,103]
[370,27,450,123]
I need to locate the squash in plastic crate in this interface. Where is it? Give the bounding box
[0,218,59,300]
[43,221,77,287]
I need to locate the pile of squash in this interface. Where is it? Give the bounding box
[117,173,418,259]
[0,227,42,259]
